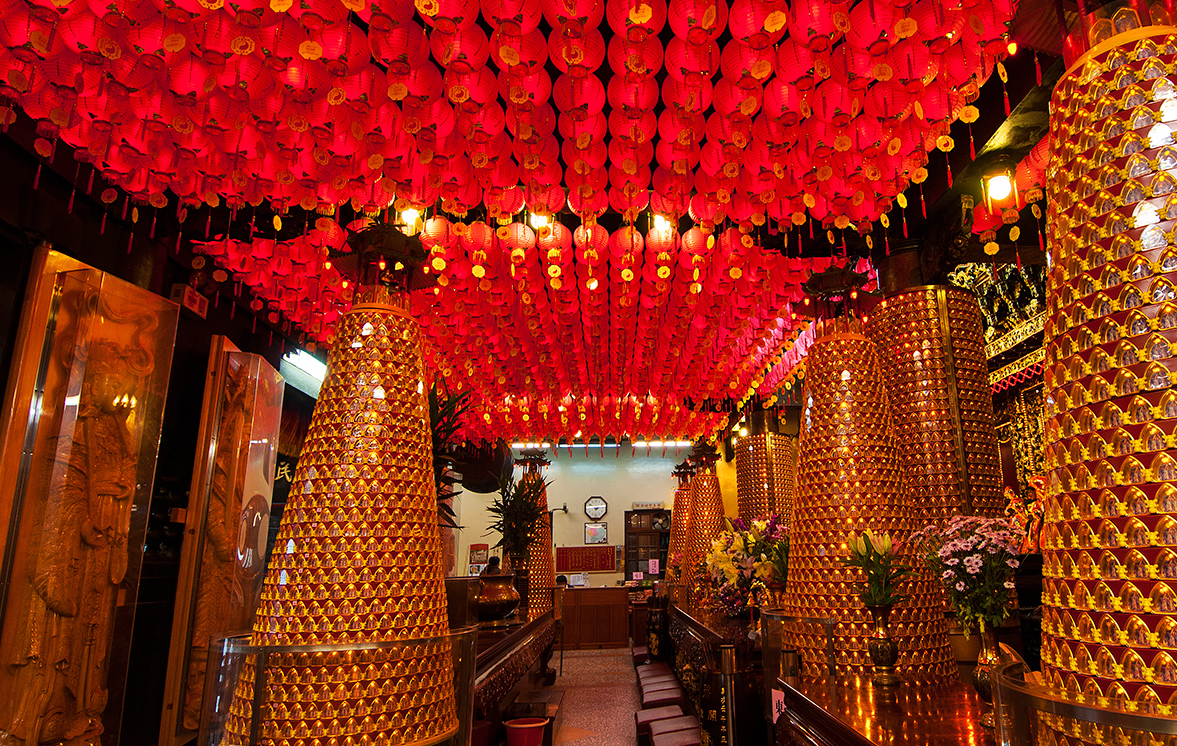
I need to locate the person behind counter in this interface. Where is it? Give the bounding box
[481,556,502,576]
[556,575,568,587]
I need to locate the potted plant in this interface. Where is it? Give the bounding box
[912,515,1025,727]
[484,473,549,618]
[843,529,909,686]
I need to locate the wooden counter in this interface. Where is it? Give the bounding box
[559,587,630,649]
[776,675,995,746]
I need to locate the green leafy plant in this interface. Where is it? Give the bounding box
[430,382,472,529]
[485,473,549,562]
[843,529,910,608]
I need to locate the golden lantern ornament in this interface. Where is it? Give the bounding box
[734,409,796,525]
[867,286,1005,522]
[785,267,954,678]
[1039,23,1177,722]
[666,461,695,583]
[684,446,724,608]
[224,230,458,746]
[518,449,555,621]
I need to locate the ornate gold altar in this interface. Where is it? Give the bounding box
[519,451,555,621]
[0,247,179,746]
[160,337,285,746]
[224,282,457,746]
[1039,23,1177,724]
[867,286,1005,521]
[785,317,954,677]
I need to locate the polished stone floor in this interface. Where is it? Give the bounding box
[551,649,639,746]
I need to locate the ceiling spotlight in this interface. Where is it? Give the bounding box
[981,156,1018,212]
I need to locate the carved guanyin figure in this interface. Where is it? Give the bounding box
[0,287,165,746]
[182,357,274,730]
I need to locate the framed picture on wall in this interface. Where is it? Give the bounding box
[584,522,608,544]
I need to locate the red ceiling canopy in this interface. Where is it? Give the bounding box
[0,0,1013,441]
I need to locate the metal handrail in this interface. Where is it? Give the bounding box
[994,660,1177,746]
[761,611,837,676]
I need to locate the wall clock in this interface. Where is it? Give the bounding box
[585,496,607,520]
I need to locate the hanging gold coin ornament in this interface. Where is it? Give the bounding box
[224,230,458,746]
[1040,24,1177,726]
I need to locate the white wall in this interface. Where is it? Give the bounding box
[451,446,691,585]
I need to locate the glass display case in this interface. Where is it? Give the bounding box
[0,247,179,746]
[199,628,479,746]
[160,336,285,746]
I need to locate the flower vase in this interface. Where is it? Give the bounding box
[972,626,1002,728]
[866,602,899,687]
[866,605,900,687]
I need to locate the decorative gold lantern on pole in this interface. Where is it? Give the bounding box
[666,461,695,584]
[784,267,954,678]
[685,446,724,610]
[734,409,797,525]
[518,449,555,620]
[1039,22,1177,717]
[867,286,1005,521]
[223,228,458,746]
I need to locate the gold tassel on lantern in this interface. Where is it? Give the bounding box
[785,316,954,678]
[224,262,457,745]
[519,450,555,620]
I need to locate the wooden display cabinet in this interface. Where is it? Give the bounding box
[624,509,671,582]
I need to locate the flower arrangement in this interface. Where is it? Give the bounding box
[911,515,1026,635]
[842,529,909,607]
[702,515,789,615]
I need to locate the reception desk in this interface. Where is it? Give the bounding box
[559,587,631,649]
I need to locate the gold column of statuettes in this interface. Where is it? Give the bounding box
[520,455,555,621]
[666,466,694,582]
[735,432,797,525]
[1040,26,1177,721]
[686,462,724,608]
[867,286,1005,521]
[784,317,955,677]
[225,285,457,746]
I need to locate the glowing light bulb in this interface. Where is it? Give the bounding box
[986,173,1013,202]
[1007,40,1018,55]
[529,212,549,229]
[653,214,672,231]
[401,207,420,224]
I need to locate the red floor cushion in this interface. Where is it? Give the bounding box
[652,729,703,746]
[641,687,685,709]
[649,716,700,738]
[634,705,684,735]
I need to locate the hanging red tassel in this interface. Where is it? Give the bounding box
[68,163,79,214]
[968,124,976,160]
[86,167,94,195]
[121,196,129,221]
[945,153,953,188]
[150,210,157,239]
[252,316,257,333]
[1034,52,1042,85]
[230,300,235,319]
[1016,247,1022,271]
[127,230,133,254]
[175,231,182,253]
[992,262,998,281]
[1003,82,1011,116]
[1038,217,1046,251]
[206,209,212,238]
[100,210,107,234]
[920,184,927,218]
[808,219,814,239]
[885,232,890,256]
[902,208,908,238]
[33,163,41,190]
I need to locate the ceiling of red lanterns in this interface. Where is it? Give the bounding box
[0,0,1013,441]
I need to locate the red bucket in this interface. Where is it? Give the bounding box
[503,718,549,746]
